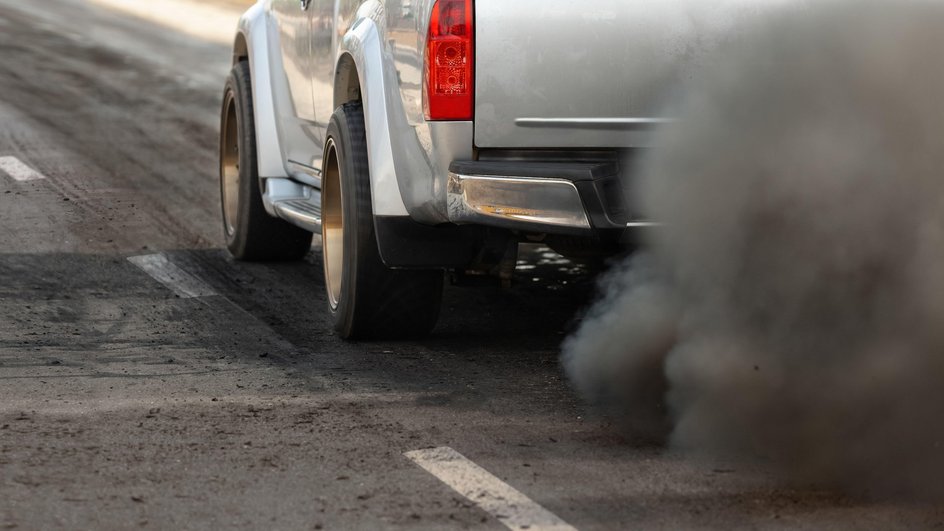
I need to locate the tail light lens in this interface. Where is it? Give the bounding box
[424,0,474,121]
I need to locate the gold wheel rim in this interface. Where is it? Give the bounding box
[220,92,240,237]
[322,138,344,310]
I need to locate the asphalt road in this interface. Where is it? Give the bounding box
[0,1,942,529]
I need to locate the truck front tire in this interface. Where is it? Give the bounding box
[322,103,443,339]
[219,61,312,261]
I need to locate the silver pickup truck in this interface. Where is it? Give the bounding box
[218,0,751,339]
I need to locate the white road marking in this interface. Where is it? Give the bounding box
[0,156,47,182]
[405,447,578,531]
[128,253,217,299]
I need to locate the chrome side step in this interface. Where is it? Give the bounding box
[261,177,322,233]
[273,197,322,233]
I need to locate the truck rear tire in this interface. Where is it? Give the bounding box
[219,60,312,261]
[321,103,443,339]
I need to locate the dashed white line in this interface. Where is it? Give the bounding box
[405,447,578,531]
[0,156,47,182]
[128,253,217,298]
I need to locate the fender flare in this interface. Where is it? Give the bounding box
[235,3,288,180]
[336,7,411,218]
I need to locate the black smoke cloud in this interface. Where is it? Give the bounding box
[563,0,944,498]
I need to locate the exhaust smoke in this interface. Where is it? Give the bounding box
[563,0,944,497]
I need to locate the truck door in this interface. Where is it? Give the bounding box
[270,0,323,175]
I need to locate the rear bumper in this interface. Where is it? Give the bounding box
[447,160,653,235]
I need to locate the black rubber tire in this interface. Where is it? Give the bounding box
[219,60,312,261]
[324,103,443,339]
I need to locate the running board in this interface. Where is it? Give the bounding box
[262,178,322,233]
[273,197,322,232]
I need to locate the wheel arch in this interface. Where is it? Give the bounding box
[232,32,249,65]
[334,53,362,109]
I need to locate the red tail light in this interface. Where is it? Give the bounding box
[424,0,474,121]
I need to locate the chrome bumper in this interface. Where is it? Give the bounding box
[447,172,592,233]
